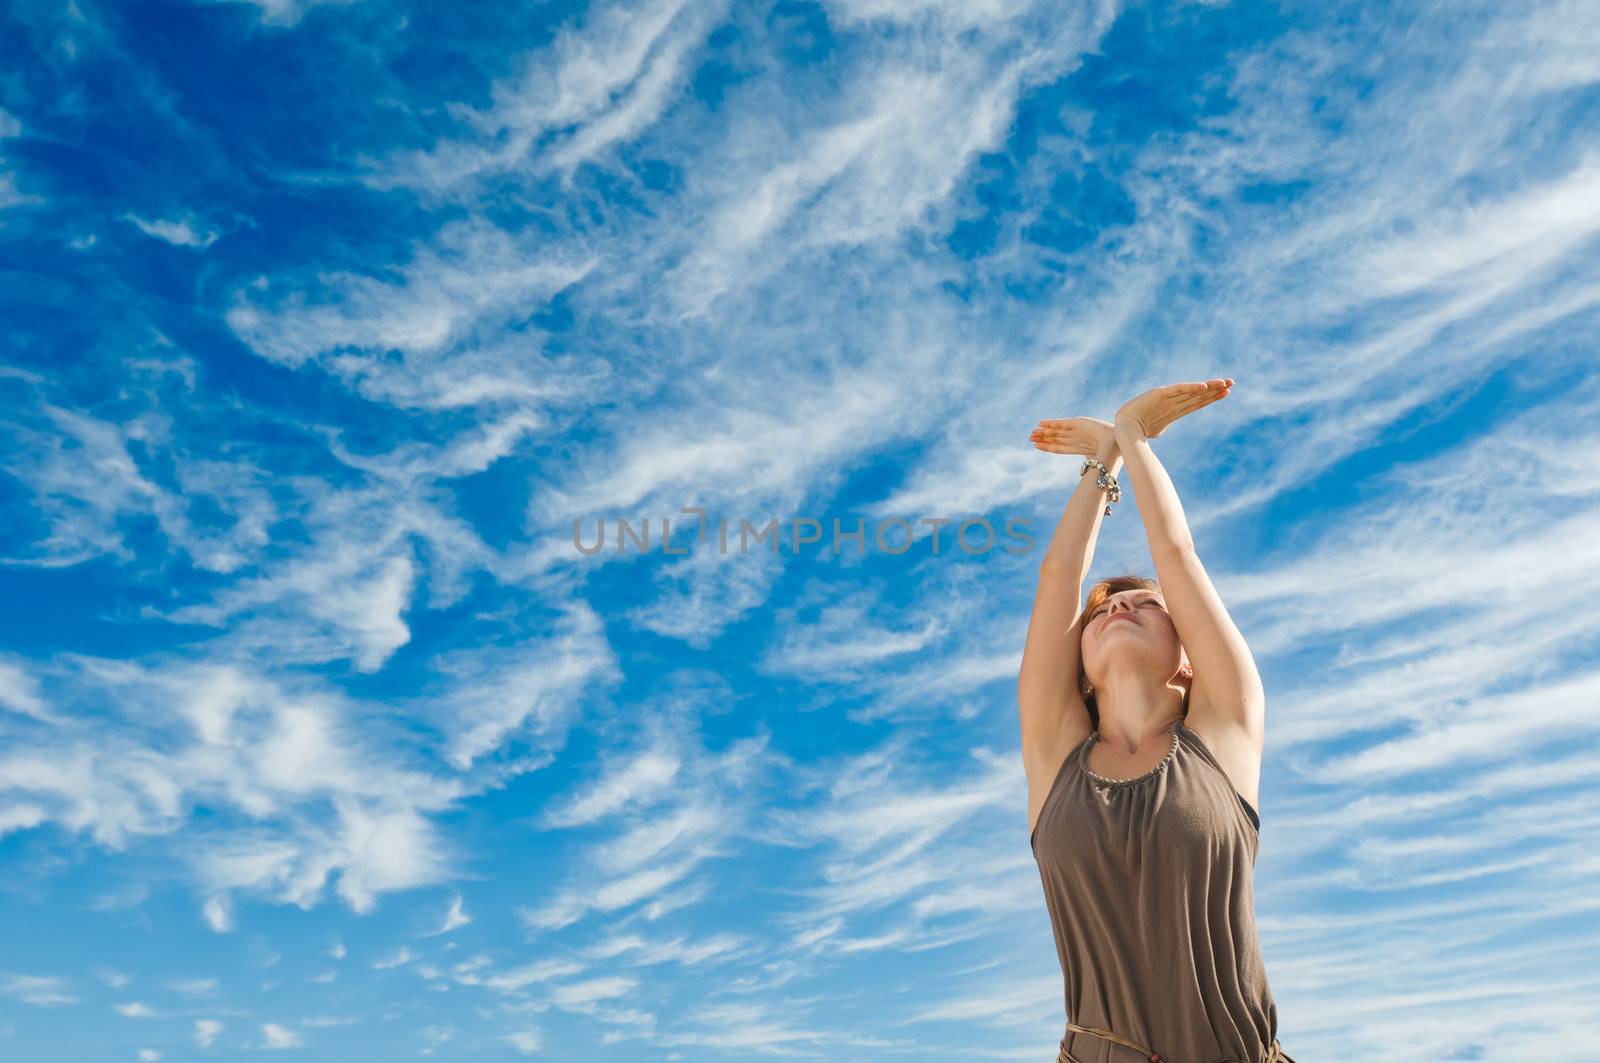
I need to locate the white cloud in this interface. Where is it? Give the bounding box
[419,1024,454,1054]
[757,585,949,681]
[260,1022,303,1049]
[583,929,744,967]
[0,803,47,837]
[0,658,463,918]
[0,397,276,574]
[371,0,711,189]
[428,601,621,770]
[194,1019,223,1048]
[824,0,1032,27]
[0,659,53,721]
[540,750,681,829]
[514,720,772,934]
[0,973,77,1007]
[123,213,220,249]
[427,893,471,936]
[548,976,637,1009]
[0,170,45,211]
[162,535,421,674]
[165,977,219,998]
[503,1029,541,1054]
[0,101,42,213]
[0,403,184,568]
[201,895,233,933]
[223,214,597,400]
[474,958,584,994]
[301,1014,362,1028]
[1351,158,1600,300]
[208,0,359,28]
[372,947,411,970]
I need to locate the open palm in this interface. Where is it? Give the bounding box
[1115,378,1233,439]
[1030,416,1115,456]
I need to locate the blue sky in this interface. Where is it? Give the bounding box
[2,0,1599,1059]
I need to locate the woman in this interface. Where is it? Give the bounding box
[1019,379,1296,1063]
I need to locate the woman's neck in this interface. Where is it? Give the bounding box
[1093,668,1186,750]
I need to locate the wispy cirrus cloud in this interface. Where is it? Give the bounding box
[2,0,1598,1059]
[0,972,78,1007]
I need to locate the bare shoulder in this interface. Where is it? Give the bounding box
[1183,703,1264,812]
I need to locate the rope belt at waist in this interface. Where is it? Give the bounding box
[1056,1021,1298,1063]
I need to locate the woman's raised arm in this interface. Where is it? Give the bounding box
[1019,417,1121,791]
[1112,379,1266,747]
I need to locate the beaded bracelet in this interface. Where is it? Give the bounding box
[1080,458,1121,516]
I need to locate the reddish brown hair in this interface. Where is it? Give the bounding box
[1076,572,1190,729]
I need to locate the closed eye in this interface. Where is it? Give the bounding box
[1089,596,1162,620]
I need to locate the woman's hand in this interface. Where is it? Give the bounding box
[1113,378,1233,440]
[1029,416,1116,457]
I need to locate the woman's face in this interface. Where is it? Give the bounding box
[1080,588,1191,690]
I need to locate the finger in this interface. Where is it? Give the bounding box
[1172,393,1219,417]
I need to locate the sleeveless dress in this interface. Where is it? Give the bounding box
[1030,717,1285,1063]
